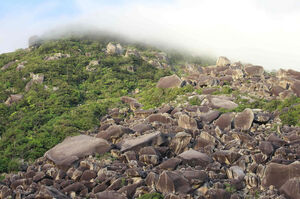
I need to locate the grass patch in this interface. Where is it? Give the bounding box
[138,193,164,199]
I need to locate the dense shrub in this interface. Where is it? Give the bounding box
[0,38,174,172]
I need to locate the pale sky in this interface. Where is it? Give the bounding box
[1,0,300,71]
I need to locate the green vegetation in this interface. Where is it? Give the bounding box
[0,37,177,172]
[189,96,202,106]
[212,86,233,95]
[95,152,117,162]
[138,193,164,199]
[138,84,194,109]
[224,183,237,193]
[219,94,300,126]
[0,34,299,174]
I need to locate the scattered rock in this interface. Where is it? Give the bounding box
[45,53,70,61]
[106,42,123,55]
[4,94,23,106]
[1,61,15,70]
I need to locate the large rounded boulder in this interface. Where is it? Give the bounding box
[234,108,254,131]
[157,74,182,89]
[45,135,111,167]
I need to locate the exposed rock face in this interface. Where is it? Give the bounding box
[234,108,254,131]
[200,110,220,124]
[262,162,300,189]
[157,74,182,88]
[86,60,99,71]
[45,53,70,61]
[271,85,285,96]
[1,61,15,70]
[280,177,300,199]
[178,149,212,167]
[291,80,300,97]
[36,186,68,199]
[4,94,23,106]
[125,48,140,57]
[227,166,245,180]
[210,97,238,110]
[277,69,300,80]
[96,191,127,199]
[213,150,241,165]
[45,135,111,167]
[178,114,198,130]
[25,73,45,91]
[97,125,133,143]
[16,61,27,71]
[147,113,173,124]
[121,96,142,111]
[156,171,192,194]
[170,132,192,154]
[259,141,274,155]
[106,42,123,55]
[215,113,234,131]
[216,56,231,67]
[119,131,166,152]
[244,65,264,77]
[158,158,182,170]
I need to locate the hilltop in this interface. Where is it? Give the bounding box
[0,34,299,199]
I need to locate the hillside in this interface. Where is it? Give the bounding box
[0,35,299,199]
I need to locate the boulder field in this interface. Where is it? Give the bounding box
[1,56,300,199]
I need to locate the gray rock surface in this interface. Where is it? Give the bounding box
[45,135,111,167]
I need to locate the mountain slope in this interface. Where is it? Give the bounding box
[0,37,181,172]
[0,34,299,199]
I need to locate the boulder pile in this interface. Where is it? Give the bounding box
[1,56,299,199]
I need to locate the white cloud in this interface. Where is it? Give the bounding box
[1,0,300,71]
[73,0,300,71]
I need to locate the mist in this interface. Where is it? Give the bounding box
[1,0,300,71]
